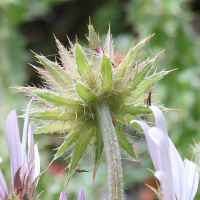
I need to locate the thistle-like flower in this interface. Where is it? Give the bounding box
[0,99,40,200]
[16,22,169,200]
[131,106,199,200]
[59,189,85,200]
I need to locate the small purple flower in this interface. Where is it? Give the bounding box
[0,98,40,200]
[59,189,85,200]
[94,47,104,54]
[130,106,199,200]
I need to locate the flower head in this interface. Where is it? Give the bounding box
[16,22,170,181]
[131,106,199,200]
[0,98,40,200]
[59,189,85,200]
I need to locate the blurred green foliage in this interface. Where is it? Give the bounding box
[0,0,200,199]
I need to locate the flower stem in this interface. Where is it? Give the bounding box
[96,101,123,200]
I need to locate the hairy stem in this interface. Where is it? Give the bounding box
[96,101,123,200]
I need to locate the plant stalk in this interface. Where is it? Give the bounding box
[96,101,123,200]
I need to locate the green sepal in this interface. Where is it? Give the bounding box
[131,70,169,99]
[93,128,104,181]
[32,89,82,110]
[76,82,96,104]
[101,54,113,92]
[75,44,97,89]
[118,105,151,116]
[29,108,78,121]
[115,122,137,160]
[54,126,83,159]
[68,126,95,175]
[34,121,74,134]
[36,55,74,91]
[88,24,101,49]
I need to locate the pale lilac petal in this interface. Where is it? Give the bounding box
[0,156,2,163]
[78,189,85,200]
[28,122,35,183]
[130,120,159,169]
[184,159,199,200]
[150,106,168,136]
[59,191,67,200]
[148,127,175,200]
[5,110,22,186]
[34,144,40,179]
[154,171,169,200]
[0,169,8,199]
[21,98,34,173]
[168,138,186,200]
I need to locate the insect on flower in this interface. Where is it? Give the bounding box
[146,85,151,107]
[74,169,89,173]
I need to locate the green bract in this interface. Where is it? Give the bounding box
[16,24,169,182]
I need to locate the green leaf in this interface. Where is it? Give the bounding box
[115,122,137,160]
[33,89,82,110]
[101,54,113,92]
[93,128,104,181]
[118,105,151,116]
[69,126,95,175]
[29,108,78,121]
[75,44,97,89]
[54,126,82,159]
[131,70,169,99]
[34,121,74,134]
[88,24,101,49]
[76,82,96,103]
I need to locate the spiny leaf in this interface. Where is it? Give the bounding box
[55,38,80,80]
[93,128,104,182]
[104,25,114,60]
[114,35,154,81]
[32,89,82,110]
[76,82,96,104]
[34,121,74,134]
[88,24,101,49]
[87,24,102,80]
[131,51,164,91]
[36,55,74,94]
[101,54,113,92]
[29,108,78,121]
[55,38,77,72]
[118,105,151,116]
[75,44,97,89]
[115,122,137,160]
[68,126,95,175]
[131,70,169,99]
[54,124,83,159]
[32,66,64,94]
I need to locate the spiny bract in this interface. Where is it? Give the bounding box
[17,23,169,182]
